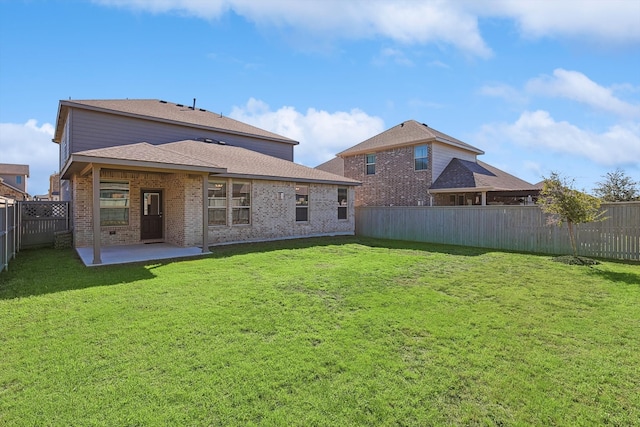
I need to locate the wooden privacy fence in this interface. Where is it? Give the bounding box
[1,197,18,272]
[356,202,640,261]
[19,201,71,249]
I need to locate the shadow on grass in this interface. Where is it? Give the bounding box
[0,248,163,300]
[591,270,640,286]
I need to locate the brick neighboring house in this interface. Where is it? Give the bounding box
[53,99,358,264]
[317,120,538,206]
[0,163,30,200]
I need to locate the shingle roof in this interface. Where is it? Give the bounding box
[0,163,30,176]
[337,120,483,157]
[54,99,298,145]
[161,140,359,185]
[430,158,538,192]
[64,140,359,186]
[315,157,345,176]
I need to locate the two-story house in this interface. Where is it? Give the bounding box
[0,163,30,200]
[317,120,538,206]
[53,99,358,265]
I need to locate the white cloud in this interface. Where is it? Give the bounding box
[0,120,58,196]
[526,69,640,118]
[477,110,640,167]
[480,0,640,44]
[95,0,493,57]
[229,98,384,166]
[95,0,640,58]
[374,47,413,67]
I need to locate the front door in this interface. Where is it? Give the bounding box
[141,190,163,240]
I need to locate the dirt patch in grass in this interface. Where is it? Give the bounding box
[552,255,600,266]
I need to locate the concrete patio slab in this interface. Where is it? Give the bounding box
[76,243,209,267]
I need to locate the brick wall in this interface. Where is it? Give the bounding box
[344,145,432,207]
[72,170,355,248]
[208,180,355,245]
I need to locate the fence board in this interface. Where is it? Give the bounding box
[1,197,18,272]
[19,201,70,249]
[356,203,640,261]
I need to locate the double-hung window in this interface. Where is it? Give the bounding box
[365,153,376,175]
[338,188,348,220]
[415,145,428,170]
[232,181,251,225]
[100,181,129,226]
[208,181,227,225]
[296,185,309,222]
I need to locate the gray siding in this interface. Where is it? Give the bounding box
[431,141,477,182]
[69,109,294,161]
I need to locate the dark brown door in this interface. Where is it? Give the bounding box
[141,190,163,240]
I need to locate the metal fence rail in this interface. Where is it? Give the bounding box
[356,202,640,261]
[1,197,18,272]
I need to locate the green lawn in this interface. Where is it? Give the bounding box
[1,237,639,426]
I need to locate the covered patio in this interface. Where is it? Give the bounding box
[76,243,208,267]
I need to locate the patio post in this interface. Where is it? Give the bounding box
[92,165,102,265]
[202,173,210,253]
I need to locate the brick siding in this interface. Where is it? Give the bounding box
[72,170,355,248]
[344,145,433,207]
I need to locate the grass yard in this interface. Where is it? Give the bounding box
[1,237,639,426]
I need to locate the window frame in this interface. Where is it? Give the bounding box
[295,184,309,222]
[365,153,376,175]
[414,145,428,171]
[99,180,130,226]
[338,187,348,220]
[208,180,227,226]
[231,181,251,225]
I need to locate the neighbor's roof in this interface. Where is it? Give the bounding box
[0,163,30,176]
[315,157,345,176]
[53,99,298,146]
[63,140,359,186]
[429,158,538,192]
[337,120,484,157]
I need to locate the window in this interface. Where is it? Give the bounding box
[208,181,227,225]
[338,187,348,220]
[296,185,309,222]
[365,153,376,175]
[414,145,428,170]
[100,181,129,226]
[232,181,251,225]
[16,176,22,185]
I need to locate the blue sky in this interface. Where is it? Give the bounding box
[1,0,639,197]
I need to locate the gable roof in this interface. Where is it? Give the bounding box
[430,158,538,192]
[337,120,484,157]
[315,157,345,176]
[63,140,359,186]
[53,99,298,146]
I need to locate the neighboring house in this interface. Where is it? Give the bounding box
[0,163,30,200]
[317,120,538,206]
[53,99,359,264]
[49,173,60,201]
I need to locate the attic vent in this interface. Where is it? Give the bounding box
[199,108,206,112]
[201,138,215,143]
[159,100,167,104]
[176,103,184,107]
[423,123,429,127]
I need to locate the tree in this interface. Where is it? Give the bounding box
[537,172,607,257]
[593,168,639,202]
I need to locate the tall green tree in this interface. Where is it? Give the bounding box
[538,172,607,257]
[593,168,639,202]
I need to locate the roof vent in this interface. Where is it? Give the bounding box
[159,100,167,104]
[217,140,226,145]
[176,103,184,107]
[199,108,206,112]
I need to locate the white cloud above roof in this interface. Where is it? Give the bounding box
[229,98,384,167]
[477,110,640,167]
[94,0,640,58]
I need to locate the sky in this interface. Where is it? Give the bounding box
[1,0,639,197]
